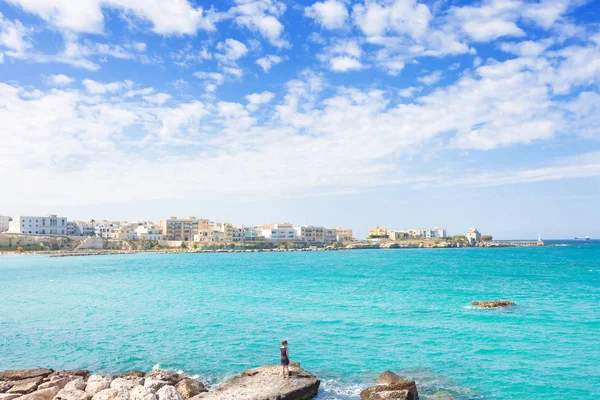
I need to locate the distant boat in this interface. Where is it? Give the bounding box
[574,236,591,241]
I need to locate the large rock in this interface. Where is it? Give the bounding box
[0,394,21,400]
[190,363,319,400]
[471,300,515,308]
[91,388,129,400]
[155,386,182,400]
[143,372,182,386]
[86,376,113,396]
[64,378,87,392]
[360,381,419,400]
[7,378,44,394]
[143,380,168,394]
[0,382,13,393]
[54,388,91,400]
[110,378,142,391]
[38,377,72,391]
[0,370,53,381]
[18,386,60,400]
[48,371,89,380]
[129,385,157,400]
[376,371,406,385]
[116,372,145,380]
[174,379,206,400]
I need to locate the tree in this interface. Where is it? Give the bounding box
[180,241,187,249]
[193,243,198,249]
[481,235,493,242]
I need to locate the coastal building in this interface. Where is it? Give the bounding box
[66,221,81,236]
[160,216,203,241]
[76,221,96,236]
[414,227,447,239]
[467,228,481,246]
[94,223,118,239]
[295,226,325,242]
[243,226,264,242]
[368,226,388,238]
[334,227,353,242]
[135,226,163,241]
[110,225,138,240]
[212,222,233,242]
[389,230,409,240]
[259,222,294,229]
[8,215,68,235]
[0,215,11,232]
[261,227,298,241]
[324,228,337,243]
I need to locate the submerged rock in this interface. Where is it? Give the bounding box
[471,300,515,308]
[190,363,319,400]
[0,370,53,381]
[174,379,206,400]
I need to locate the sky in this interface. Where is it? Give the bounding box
[0,0,599,239]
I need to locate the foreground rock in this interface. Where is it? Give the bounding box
[191,362,319,400]
[0,371,53,382]
[471,300,515,308]
[361,371,419,400]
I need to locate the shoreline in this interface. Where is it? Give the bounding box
[0,241,550,257]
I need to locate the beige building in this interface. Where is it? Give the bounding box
[334,228,353,242]
[160,216,201,241]
[213,222,233,242]
[294,226,325,242]
[369,226,388,237]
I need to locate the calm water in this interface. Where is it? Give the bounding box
[1,242,599,399]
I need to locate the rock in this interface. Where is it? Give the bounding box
[376,371,406,385]
[85,376,113,396]
[471,300,515,308]
[143,380,168,394]
[0,382,13,393]
[174,379,206,400]
[116,372,145,380]
[48,371,89,380]
[38,377,72,391]
[110,379,140,391]
[361,378,418,400]
[17,386,60,400]
[143,372,182,386]
[0,371,53,382]
[129,386,157,400]
[54,389,91,400]
[155,386,182,400]
[91,389,129,400]
[431,391,455,399]
[7,378,44,394]
[0,394,21,400]
[191,363,319,400]
[64,378,87,392]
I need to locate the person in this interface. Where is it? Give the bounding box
[280,340,290,377]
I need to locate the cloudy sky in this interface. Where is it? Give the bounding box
[0,0,599,238]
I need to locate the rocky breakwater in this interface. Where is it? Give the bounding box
[191,362,319,400]
[1,364,319,400]
[360,371,419,400]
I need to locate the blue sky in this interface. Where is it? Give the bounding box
[0,0,599,239]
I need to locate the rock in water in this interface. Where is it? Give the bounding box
[174,379,207,400]
[86,376,113,396]
[155,386,182,400]
[376,371,406,385]
[190,363,319,400]
[471,300,515,308]
[0,370,53,381]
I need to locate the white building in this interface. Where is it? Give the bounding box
[0,215,11,232]
[94,223,118,238]
[467,228,481,246]
[8,215,68,235]
[135,226,163,241]
[261,227,298,241]
[66,221,81,236]
[76,222,96,236]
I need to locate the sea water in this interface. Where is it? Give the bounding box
[1,242,599,399]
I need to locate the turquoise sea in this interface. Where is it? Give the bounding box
[1,242,599,399]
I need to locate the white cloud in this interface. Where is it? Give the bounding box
[319,39,365,72]
[216,39,249,64]
[330,56,364,72]
[246,91,275,111]
[353,0,432,40]
[256,54,284,71]
[417,70,443,85]
[82,79,133,95]
[143,93,171,105]
[499,39,552,57]
[305,0,349,30]
[131,42,147,52]
[0,52,3,63]
[0,13,31,53]
[46,74,75,87]
[229,0,289,47]
[3,0,217,35]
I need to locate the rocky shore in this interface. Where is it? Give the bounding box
[0,367,420,400]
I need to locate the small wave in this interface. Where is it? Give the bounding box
[152,363,161,371]
[318,379,366,399]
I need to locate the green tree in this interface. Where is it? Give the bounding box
[180,241,187,249]
[481,235,493,241]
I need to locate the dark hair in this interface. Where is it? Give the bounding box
[282,340,288,346]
